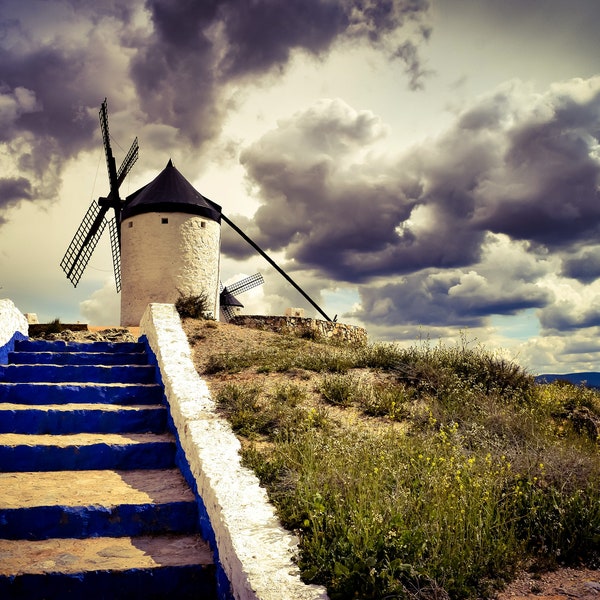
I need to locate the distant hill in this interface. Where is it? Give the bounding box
[535,372,600,388]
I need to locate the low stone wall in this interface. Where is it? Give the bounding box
[230,315,367,345]
[140,303,328,600]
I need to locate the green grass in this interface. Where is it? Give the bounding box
[205,334,600,599]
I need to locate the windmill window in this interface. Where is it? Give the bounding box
[201,221,206,228]
[161,217,169,224]
[128,222,133,228]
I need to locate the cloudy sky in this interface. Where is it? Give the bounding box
[1,0,599,375]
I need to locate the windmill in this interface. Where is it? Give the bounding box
[61,98,332,326]
[220,273,264,321]
[60,99,138,293]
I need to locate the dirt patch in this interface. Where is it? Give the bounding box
[496,567,600,599]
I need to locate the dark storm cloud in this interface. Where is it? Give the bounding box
[238,98,433,281]
[350,269,550,328]
[561,248,600,283]
[236,96,495,281]
[218,0,430,78]
[0,0,430,219]
[539,302,600,332]
[133,0,431,144]
[394,39,430,90]
[235,78,599,327]
[238,79,600,279]
[220,214,263,260]
[477,85,600,248]
[0,177,31,205]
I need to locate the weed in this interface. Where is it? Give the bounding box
[358,381,413,421]
[204,352,257,374]
[271,383,306,407]
[34,318,65,337]
[215,383,270,437]
[175,291,211,319]
[319,373,360,406]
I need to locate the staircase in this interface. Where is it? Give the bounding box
[0,338,218,599]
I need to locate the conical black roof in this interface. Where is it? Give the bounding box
[220,289,244,307]
[121,159,221,222]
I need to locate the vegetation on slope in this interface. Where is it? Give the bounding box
[185,320,600,600]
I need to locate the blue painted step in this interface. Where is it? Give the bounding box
[0,432,176,471]
[0,382,164,405]
[0,535,216,600]
[0,364,157,384]
[0,337,219,598]
[0,404,166,434]
[0,469,200,540]
[9,351,150,365]
[14,340,146,354]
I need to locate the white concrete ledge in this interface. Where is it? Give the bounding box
[0,299,29,363]
[140,303,329,600]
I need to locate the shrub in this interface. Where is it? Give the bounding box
[175,291,211,319]
[358,381,413,421]
[197,328,600,598]
[34,318,65,337]
[319,373,361,406]
[215,383,269,437]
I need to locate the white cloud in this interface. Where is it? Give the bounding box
[79,280,120,326]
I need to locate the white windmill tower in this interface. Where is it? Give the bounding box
[61,99,333,326]
[119,159,222,326]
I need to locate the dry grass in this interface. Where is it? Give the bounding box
[183,319,600,600]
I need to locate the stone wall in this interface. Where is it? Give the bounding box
[230,315,367,345]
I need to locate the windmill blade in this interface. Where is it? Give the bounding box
[60,200,108,287]
[221,213,333,322]
[108,217,121,292]
[99,98,119,195]
[222,304,238,321]
[225,273,264,296]
[117,137,139,187]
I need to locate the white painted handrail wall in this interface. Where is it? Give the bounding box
[140,303,328,600]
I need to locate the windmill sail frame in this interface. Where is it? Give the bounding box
[60,98,138,292]
[60,200,108,288]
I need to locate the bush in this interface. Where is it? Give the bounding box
[358,381,414,421]
[319,373,361,406]
[175,292,211,319]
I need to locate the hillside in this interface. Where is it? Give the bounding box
[182,319,600,600]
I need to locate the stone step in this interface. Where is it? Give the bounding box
[14,340,146,354]
[0,403,167,434]
[0,433,176,471]
[0,469,199,540]
[0,364,157,384]
[0,382,164,405]
[0,534,217,599]
[8,351,150,366]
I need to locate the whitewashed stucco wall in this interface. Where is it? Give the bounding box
[0,299,28,362]
[140,303,328,600]
[121,213,221,326]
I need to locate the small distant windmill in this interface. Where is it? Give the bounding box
[61,98,332,326]
[60,99,138,293]
[220,273,264,321]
